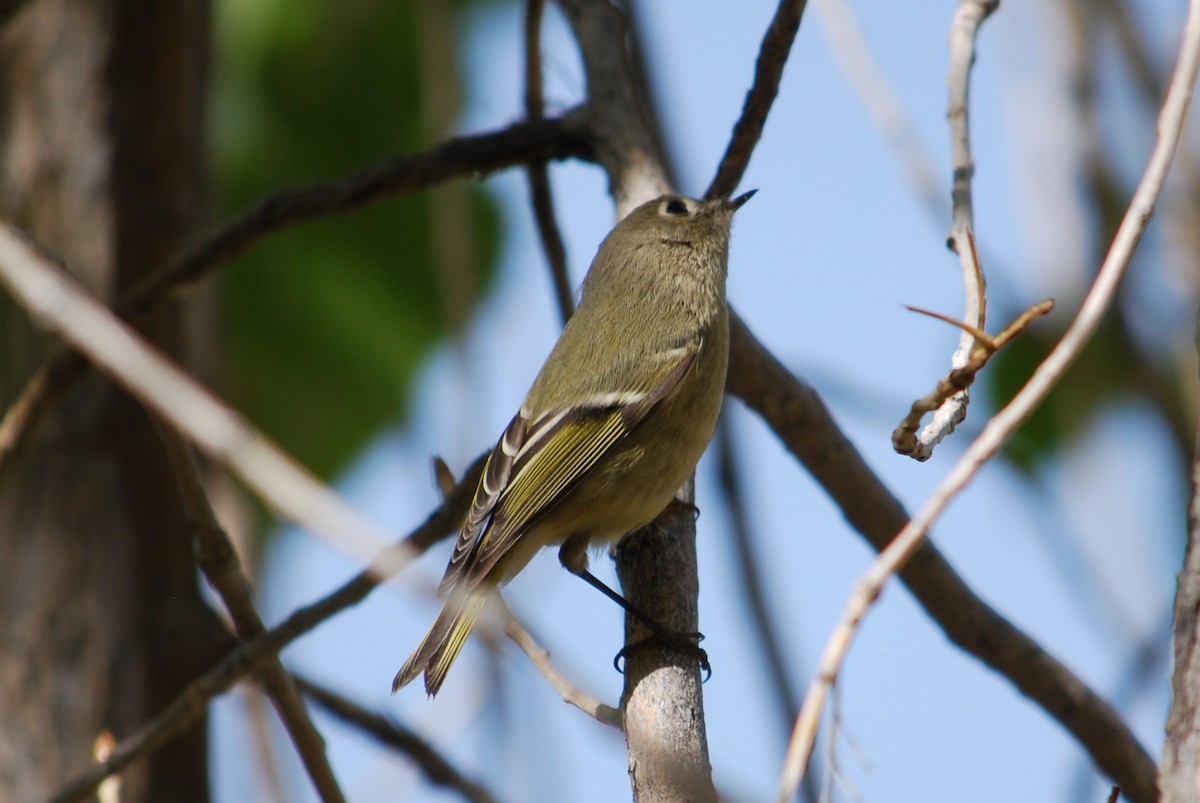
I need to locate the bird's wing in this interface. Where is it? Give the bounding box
[439,345,698,592]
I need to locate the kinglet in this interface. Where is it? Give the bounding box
[394,190,754,696]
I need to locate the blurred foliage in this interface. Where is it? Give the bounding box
[211,0,501,479]
[986,306,1190,475]
[986,318,1135,472]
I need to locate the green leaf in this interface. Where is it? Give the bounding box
[213,0,500,478]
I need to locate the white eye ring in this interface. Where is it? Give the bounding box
[661,198,690,216]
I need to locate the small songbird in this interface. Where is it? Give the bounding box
[394,190,754,696]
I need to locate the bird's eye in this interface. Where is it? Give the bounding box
[663,198,689,216]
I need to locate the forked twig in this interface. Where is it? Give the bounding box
[893,231,1055,460]
[894,0,998,460]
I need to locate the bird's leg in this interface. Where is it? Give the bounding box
[559,536,710,678]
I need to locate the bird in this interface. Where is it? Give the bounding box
[394,190,754,696]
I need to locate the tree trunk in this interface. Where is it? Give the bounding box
[0,2,223,800]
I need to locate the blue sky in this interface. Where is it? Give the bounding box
[214,1,1189,800]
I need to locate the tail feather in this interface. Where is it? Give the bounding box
[393,590,488,697]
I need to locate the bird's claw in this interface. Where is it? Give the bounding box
[613,631,711,681]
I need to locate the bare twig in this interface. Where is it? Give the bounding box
[157,429,346,803]
[777,0,1200,793]
[46,453,486,803]
[893,232,1056,458]
[525,0,575,324]
[500,603,622,729]
[0,115,592,482]
[725,311,1158,802]
[705,0,810,200]
[294,676,501,803]
[894,0,998,460]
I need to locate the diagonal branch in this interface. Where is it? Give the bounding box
[157,429,346,803]
[294,676,501,803]
[0,114,593,483]
[725,311,1159,803]
[706,0,810,200]
[525,0,575,324]
[773,0,1200,790]
[45,453,487,803]
[0,225,408,566]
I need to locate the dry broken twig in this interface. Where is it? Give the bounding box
[893,0,999,460]
[893,231,1056,458]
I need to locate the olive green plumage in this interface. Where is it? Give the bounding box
[394,191,753,696]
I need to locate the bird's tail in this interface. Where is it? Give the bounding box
[392,587,488,697]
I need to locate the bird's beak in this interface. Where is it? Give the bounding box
[725,189,757,211]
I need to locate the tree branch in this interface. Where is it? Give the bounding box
[773,0,1200,789]
[894,0,998,460]
[157,429,346,803]
[525,0,575,324]
[45,453,486,803]
[0,114,593,483]
[294,676,501,803]
[501,603,622,729]
[725,311,1159,803]
[1162,430,1200,802]
[706,0,809,200]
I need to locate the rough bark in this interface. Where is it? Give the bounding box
[0,2,224,800]
[1162,430,1200,802]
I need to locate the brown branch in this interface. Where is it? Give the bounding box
[556,1,813,797]
[156,429,346,803]
[725,311,1158,802]
[46,453,486,803]
[705,0,809,200]
[1164,451,1200,801]
[1161,448,1200,796]
[525,0,575,324]
[615,491,717,803]
[294,676,501,803]
[1162,382,1200,799]
[0,114,592,483]
[892,292,1056,458]
[556,0,670,213]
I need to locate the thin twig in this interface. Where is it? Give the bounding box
[706,0,810,200]
[894,0,998,460]
[893,233,1055,458]
[294,676,501,803]
[156,429,346,803]
[500,602,622,729]
[45,453,486,803]
[776,0,1200,794]
[0,114,592,483]
[525,0,574,324]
